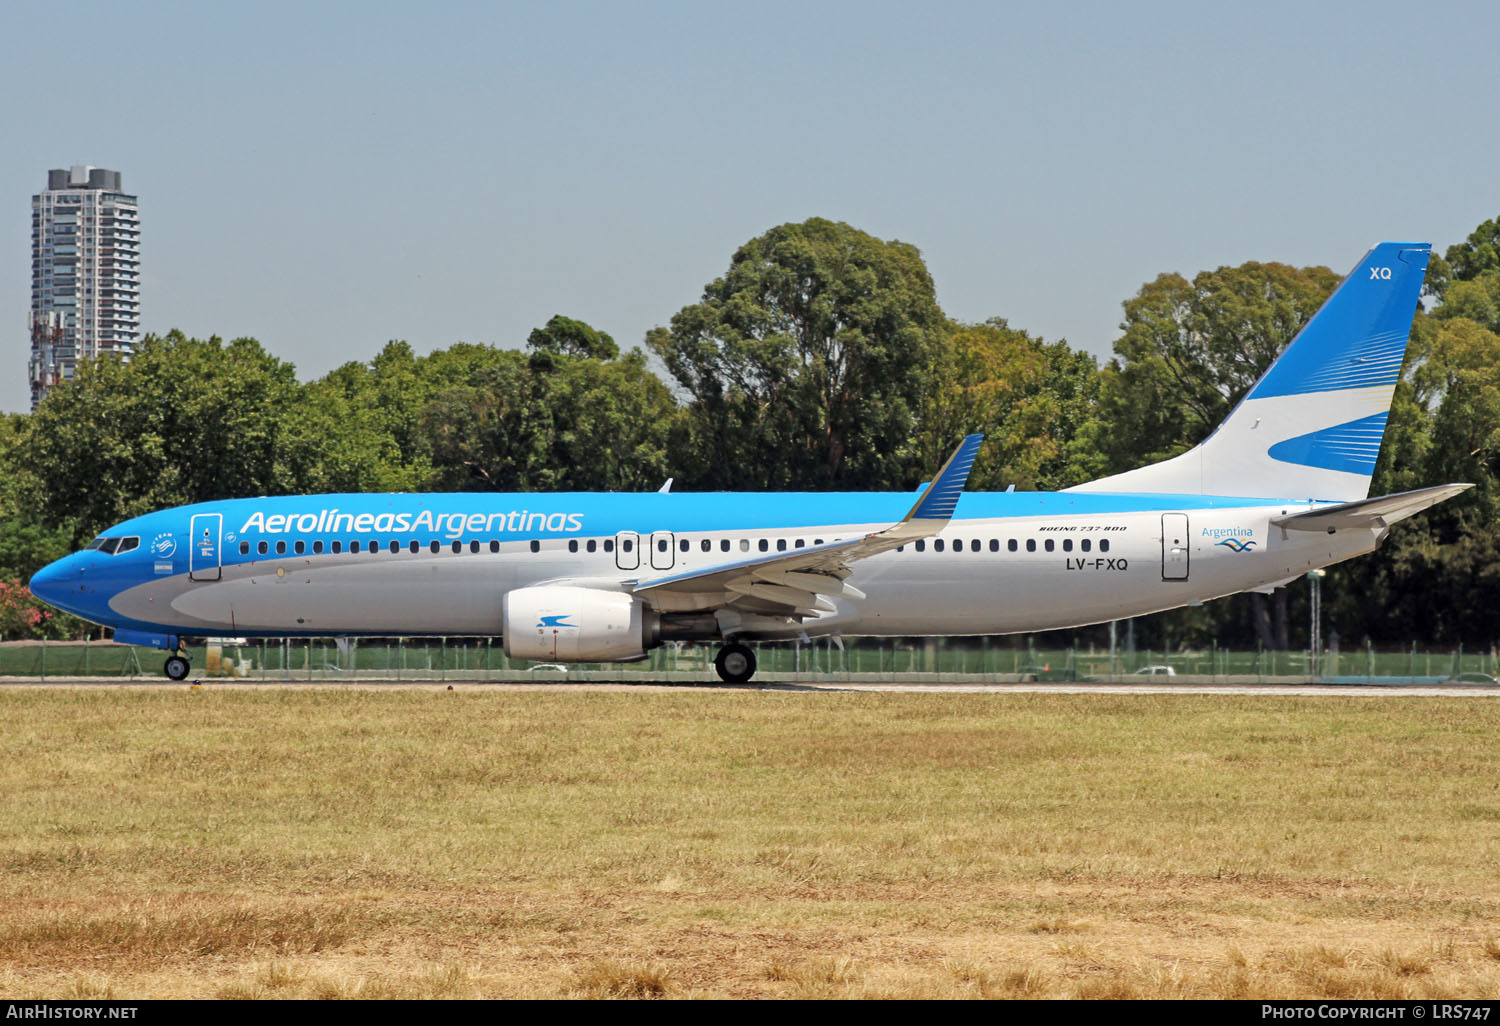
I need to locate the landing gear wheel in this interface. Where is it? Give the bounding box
[164,655,191,681]
[714,643,757,684]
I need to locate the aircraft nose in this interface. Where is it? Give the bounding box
[29,556,76,610]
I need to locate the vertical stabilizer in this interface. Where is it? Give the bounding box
[1068,242,1430,501]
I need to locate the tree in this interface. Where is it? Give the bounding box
[417,328,678,492]
[277,342,439,494]
[918,319,1103,492]
[1095,261,1341,473]
[649,218,945,490]
[1415,316,1500,644]
[1427,215,1500,336]
[12,331,301,545]
[1443,215,1500,284]
[0,411,82,636]
[527,315,618,361]
[417,349,553,491]
[1431,275,1500,336]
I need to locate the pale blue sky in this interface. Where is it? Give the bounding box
[4,0,1497,414]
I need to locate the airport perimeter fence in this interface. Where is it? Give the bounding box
[0,636,1497,685]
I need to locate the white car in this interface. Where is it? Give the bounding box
[1131,665,1177,676]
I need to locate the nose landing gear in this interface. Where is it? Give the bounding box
[714,643,757,684]
[164,648,191,681]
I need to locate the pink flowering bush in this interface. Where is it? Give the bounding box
[0,579,84,640]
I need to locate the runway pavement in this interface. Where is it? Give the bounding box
[3,676,1498,697]
[771,682,1500,697]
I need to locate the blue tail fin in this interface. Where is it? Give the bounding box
[1244,242,1430,402]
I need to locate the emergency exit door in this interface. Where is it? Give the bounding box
[1161,513,1189,580]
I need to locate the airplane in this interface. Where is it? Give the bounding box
[29,241,1469,684]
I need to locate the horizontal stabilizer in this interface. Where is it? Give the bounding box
[1270,483,1471,532]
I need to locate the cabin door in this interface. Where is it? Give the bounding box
[189,513,223,582]
[1161,513,1190,580]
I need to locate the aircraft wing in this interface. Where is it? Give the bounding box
[631,435,983,617]
[1270,483,1472,532]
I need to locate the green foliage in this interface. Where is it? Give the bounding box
[276,344,436,494]
[415,337,677,492]
[0,517,73,582]
[527,315,619,361]
[919,319,1102,491]
[1430,216,1500,335]
[13,331,300,545]
[1096,261,1340,472]
[1431,276,1500,335]
[649,218,945,490]
[1443,215,1500,283]
[1423,317,1500,496]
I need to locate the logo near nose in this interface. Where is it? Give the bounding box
[151,533,177,559]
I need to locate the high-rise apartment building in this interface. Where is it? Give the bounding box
[29,166,140,408]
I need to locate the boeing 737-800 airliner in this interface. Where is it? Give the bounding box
[30,242,1468,683]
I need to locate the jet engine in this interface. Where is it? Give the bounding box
[502,586,657,662]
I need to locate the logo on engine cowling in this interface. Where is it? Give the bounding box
[537,615,577,628]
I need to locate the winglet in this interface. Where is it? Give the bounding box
[903,434,983,523]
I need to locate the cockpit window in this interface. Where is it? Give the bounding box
[84,536,140,556]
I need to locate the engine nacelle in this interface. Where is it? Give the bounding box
[502,586,655,663]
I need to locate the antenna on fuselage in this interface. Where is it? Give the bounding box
[658,478,674,494]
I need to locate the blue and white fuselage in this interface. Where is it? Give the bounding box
[31,489,1360,636]
[28,242,1469,681]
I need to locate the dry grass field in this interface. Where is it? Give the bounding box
[2,686,1499,999]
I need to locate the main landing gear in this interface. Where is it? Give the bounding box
[714,643,757,684]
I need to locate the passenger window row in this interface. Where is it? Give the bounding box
[234,534,839,559]
[239,538,506,557]
[233,532,1111,563]
[898,537,1111,554]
